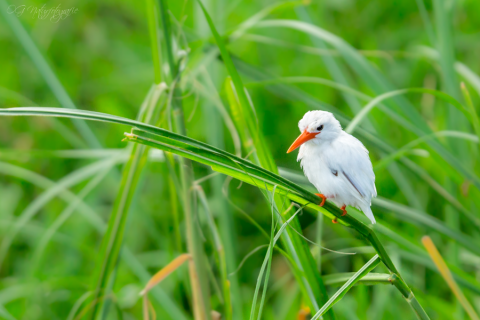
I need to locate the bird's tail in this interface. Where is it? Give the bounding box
[361,205,376,224]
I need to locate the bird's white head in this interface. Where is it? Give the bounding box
[287,111,342,153]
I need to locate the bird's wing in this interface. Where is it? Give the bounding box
[326,133,377,203]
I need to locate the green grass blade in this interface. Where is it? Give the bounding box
[311,255,381,320]
[200,74,244,320]
[345,88,471,134]
[90,142,149,318]
[245,77,371,102]
[250,188,277,320]
[414,0,436,45]
[432,0,459,98]
[295,7,370,125]
[146,0,163,84]
[31,167,112,274]
[158,0,176,79]
[89,85,165,319]
[251,202,302,320]
[229,1,305,41]
[159,1,213,317]
[323,273,392,287]
[456,62,480,97]
[461,83,480,154]
[199,71,242,157]
[374,131,478,172]
[196,0,275,172]
[373,198,480,255]
[0,86,87,148]
[416,46,480,98]
[196,187,232,320]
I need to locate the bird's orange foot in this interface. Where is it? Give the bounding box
[315,193,327,207]
[332,205,347,224]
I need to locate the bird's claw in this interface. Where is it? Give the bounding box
[332,205,347,224]
[315,193,326,207]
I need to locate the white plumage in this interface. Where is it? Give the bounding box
[288,111,377,224]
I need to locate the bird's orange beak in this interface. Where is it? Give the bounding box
[287,130,318,153]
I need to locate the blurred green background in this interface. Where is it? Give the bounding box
[0,0,480,319]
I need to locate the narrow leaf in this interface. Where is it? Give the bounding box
[311,255,381,320]
[140,254,192,295]
[422,236,480,320]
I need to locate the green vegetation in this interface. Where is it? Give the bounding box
[0,0,479,319]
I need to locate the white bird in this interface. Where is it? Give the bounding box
[287,111,377,224]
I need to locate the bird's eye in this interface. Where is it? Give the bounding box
[317,125,324,131]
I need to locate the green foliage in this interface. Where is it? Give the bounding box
[1,0,480,319]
